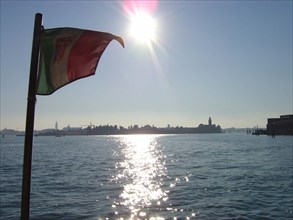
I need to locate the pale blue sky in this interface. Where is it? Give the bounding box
[1,0,292,130]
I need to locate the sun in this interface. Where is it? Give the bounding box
[129,11,157,44]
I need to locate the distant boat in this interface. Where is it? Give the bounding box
[252,129,267,135]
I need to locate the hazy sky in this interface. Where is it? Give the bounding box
[1,0,292,130]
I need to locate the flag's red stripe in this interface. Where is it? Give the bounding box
[67,30,112,82]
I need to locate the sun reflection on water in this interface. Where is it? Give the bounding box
[112,135,168,216]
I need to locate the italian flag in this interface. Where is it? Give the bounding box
[37,28,124,95]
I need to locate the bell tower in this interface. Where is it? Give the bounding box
[208,117,212,126]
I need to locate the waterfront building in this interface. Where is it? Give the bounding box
[266,114,293,136]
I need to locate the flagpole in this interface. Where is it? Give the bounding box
[21,13,42,220]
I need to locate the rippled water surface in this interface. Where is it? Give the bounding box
[1,133,292,219]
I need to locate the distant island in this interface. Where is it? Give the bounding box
[4,115,290,137]
[1,117,223,136]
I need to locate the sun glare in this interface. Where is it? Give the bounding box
[129,11,157,44]
[123,0,159,45]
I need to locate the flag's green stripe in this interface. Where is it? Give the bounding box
[37,29,62,95]
[37,52,48,94]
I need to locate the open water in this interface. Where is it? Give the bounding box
[0,133,292,220]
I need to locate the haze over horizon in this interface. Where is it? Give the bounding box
[1,1,292,130]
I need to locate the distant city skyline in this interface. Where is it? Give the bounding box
[1,1,292,130]
[0,116,268,132]
[0,116,223,136]
[43,116,221,130]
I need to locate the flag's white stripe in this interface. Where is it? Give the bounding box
[51,29,83,90]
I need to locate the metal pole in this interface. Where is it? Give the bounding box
[21,13,42,220]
